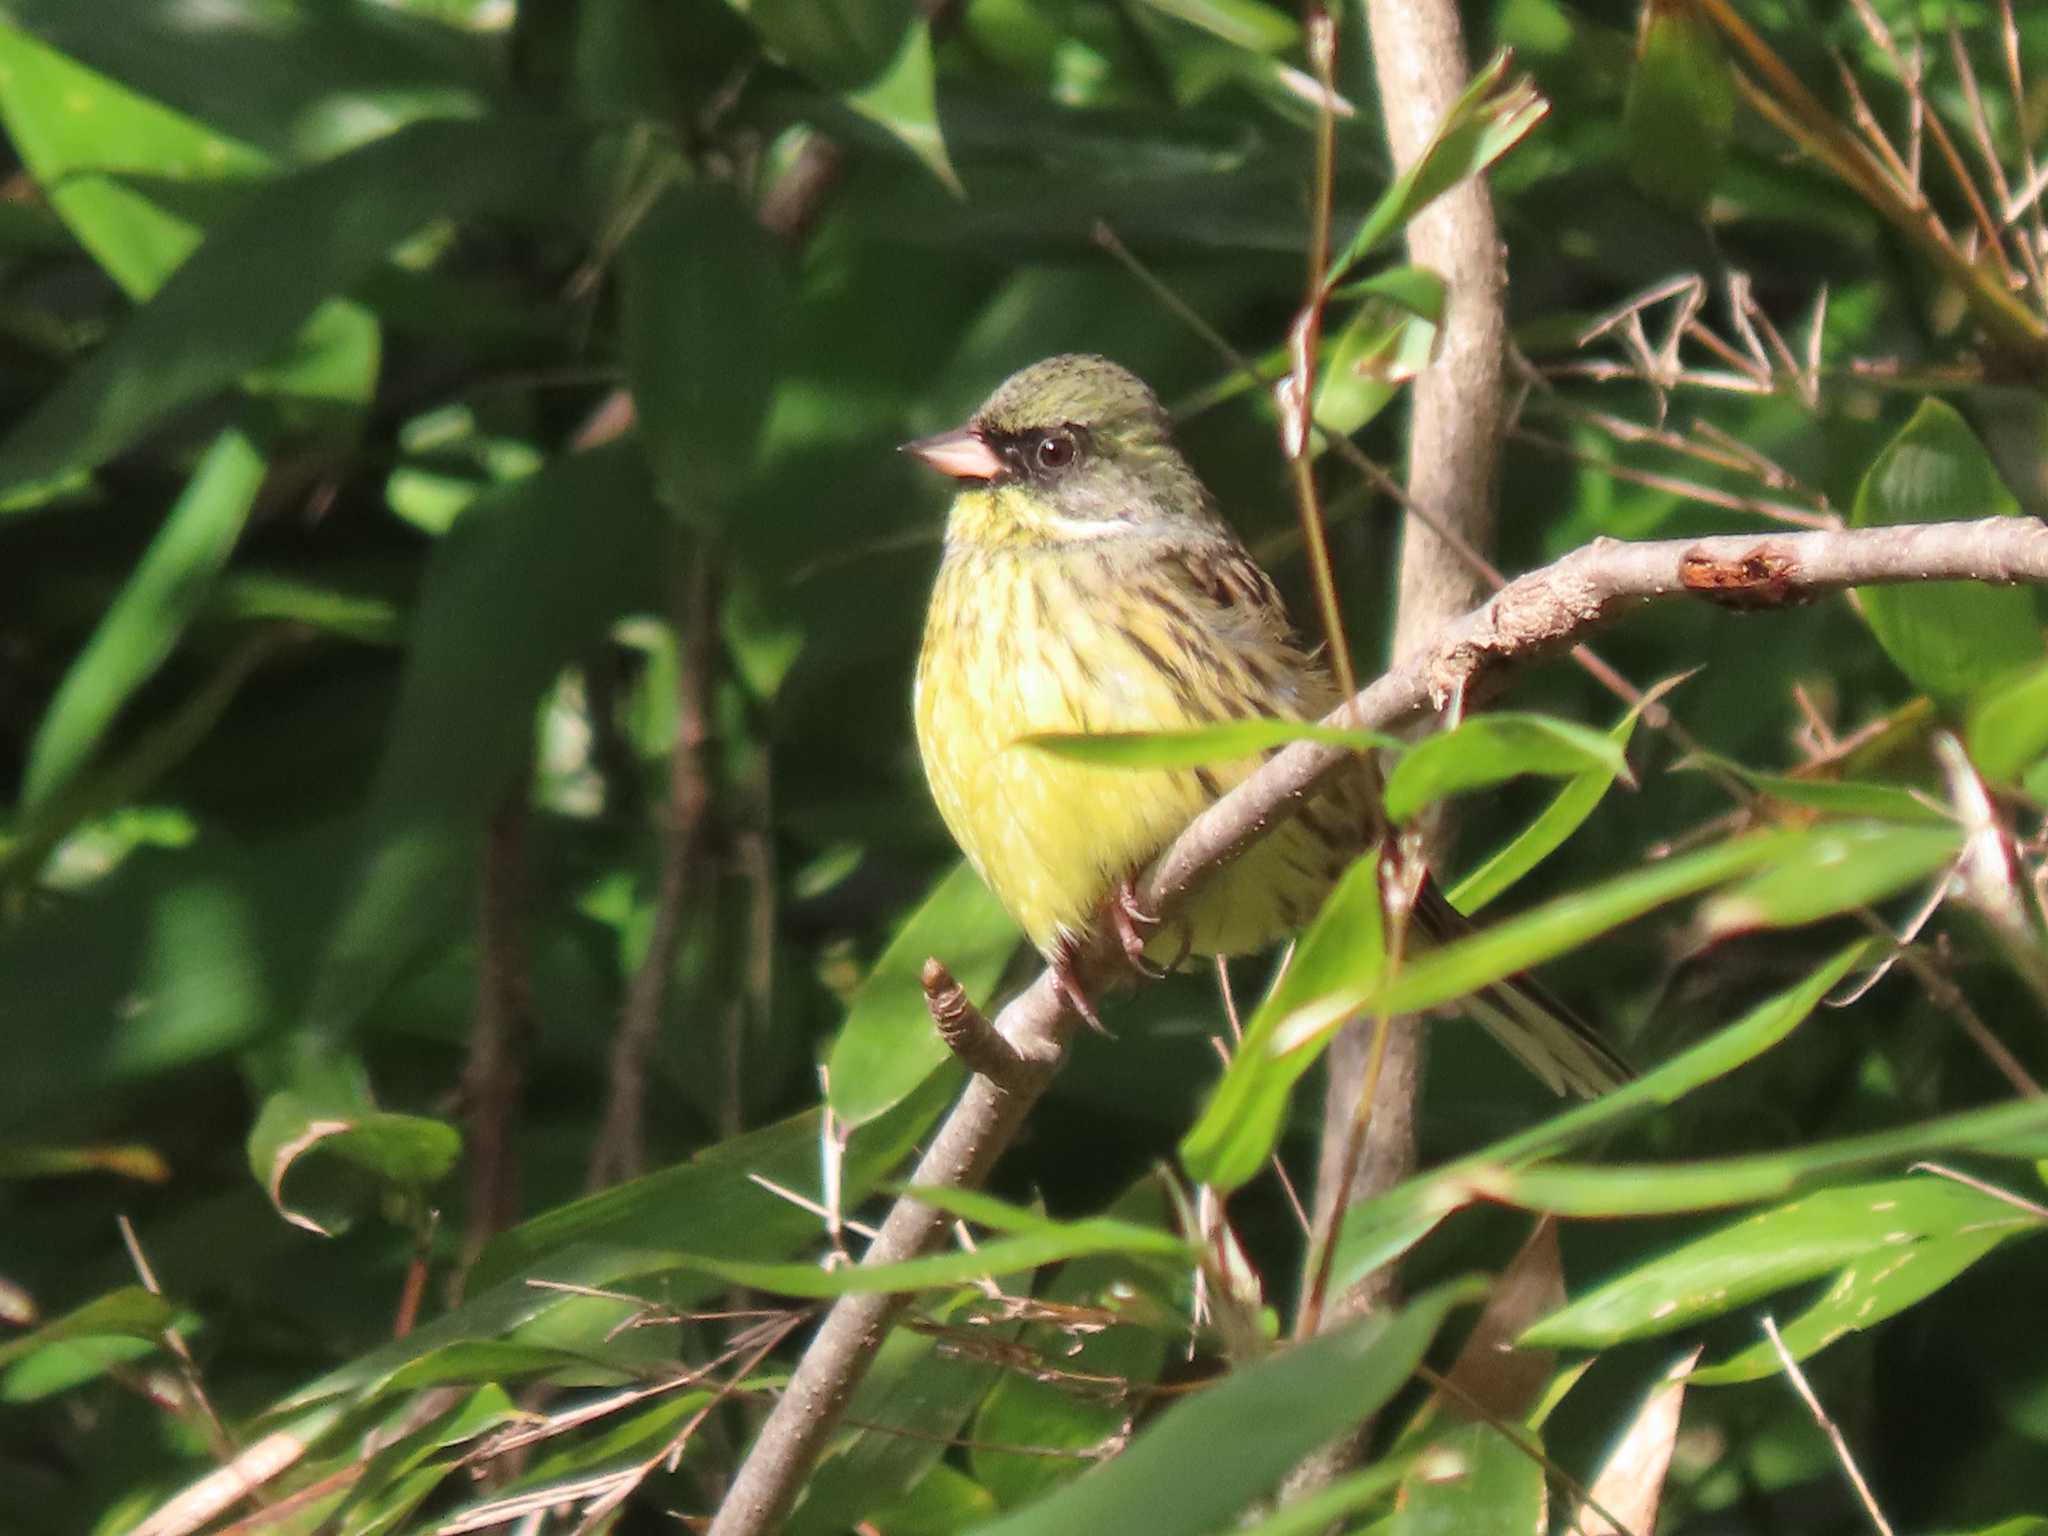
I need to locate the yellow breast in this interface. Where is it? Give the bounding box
[913,519,1370,958]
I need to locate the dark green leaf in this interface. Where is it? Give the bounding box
[303,446,663,1037]
[964,1280,1480,1536]
[621,181,789,520]
[827,860,1017,1127]
[1623,0,1736,214]
[1849,399,2044,703]
[248,1091,460,1236]
[0,115,582,486]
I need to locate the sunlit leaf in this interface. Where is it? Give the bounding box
[1524,1176,2043,1354]
[1697,821,1960,937]
[1383,712,1630,825]
[1180,852,1384,1193]
[21,428,266,807]
[1326,945,1868,1297]
[1449,690,1657,913]
[1479,1097,2048,1218]
[1021,719,1395,768]
[1327,52,1547,286]
[1967,659,2048,787]
[0,1287,170,1370]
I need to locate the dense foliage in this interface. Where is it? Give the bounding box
[1,0,2046,1532]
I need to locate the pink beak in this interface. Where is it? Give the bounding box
[902,425,1005,481]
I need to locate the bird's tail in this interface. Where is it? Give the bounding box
[1411,877,1632,1098]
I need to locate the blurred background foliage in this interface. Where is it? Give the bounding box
[0,0,2046,1531]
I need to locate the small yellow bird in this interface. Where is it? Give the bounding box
[908,354,1625,1096]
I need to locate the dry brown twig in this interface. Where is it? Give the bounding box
[707,513,2048,1536]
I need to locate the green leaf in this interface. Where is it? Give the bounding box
[964,1279,1480,1536]
[1475,1096,2048,1218]
[1021,719,1395,769]
[1186,834,1790,1194]
[0,115,582,486]
[1229,1459,1412,1536]
[1849,399,2044,704]
[1382,712,1631,825]
[738,0,915,90]
[1311,295,1435,442]
[289,1086,956,1414]
[1376,832,1791,1018]
[0,21,268,299]
[1448,692,1654,914]
[621,181,789,520]
[1392,1420,1546,1536]
[1967,659,2048,786]
[303,445,664,1038]
[827,860,1018,1126]
[1697,821,1961,937]
[248,1091,460,1237]
[846,20,959,193]
[1675,750,1951,824]
[21,427,266,807]
[1692,1226,2017,1385]
[1327,52,1547,287]
[620,1215,1192,1299]
[1327,944,1868,1297]
[1180,852,1384,1193]
[1524,1176,2042,1354]
[1623,0,1736,214]
[0,1287,171,1370]
[469,1075,955,1297]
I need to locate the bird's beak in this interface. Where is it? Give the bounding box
[901,425,1004,481]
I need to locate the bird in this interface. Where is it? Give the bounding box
[906,353,1627,1097]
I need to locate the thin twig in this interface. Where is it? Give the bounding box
[589,544,717,1187]
[1761,1315,1895,1536]
[457,788,535,1284]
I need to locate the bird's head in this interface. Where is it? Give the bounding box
[904,354,1214,547]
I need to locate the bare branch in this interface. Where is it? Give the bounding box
[707,514,2048,1535]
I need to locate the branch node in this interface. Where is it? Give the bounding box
[924,957,1047,1088]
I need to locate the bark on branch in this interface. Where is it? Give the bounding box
[706,514,2048,1536]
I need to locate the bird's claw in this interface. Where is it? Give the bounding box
[1052,937,1112,1035]
[1110,880,1171,980]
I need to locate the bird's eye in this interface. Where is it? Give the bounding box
[1033,430,1078,473]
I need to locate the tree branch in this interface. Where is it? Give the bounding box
[707,513,2048,1535]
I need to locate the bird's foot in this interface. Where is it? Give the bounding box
[1051,934,1111,1035]
[1109,879,1170,980]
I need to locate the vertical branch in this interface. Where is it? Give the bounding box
[588,544,717,1188]
[457,787,536,1282]
[1295,0,1509,1487]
